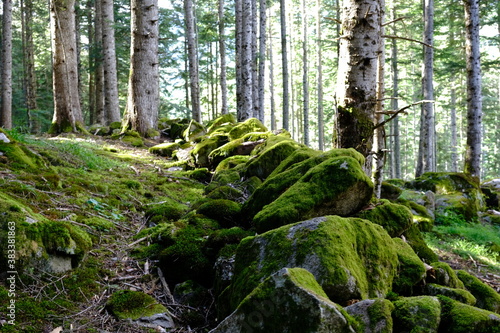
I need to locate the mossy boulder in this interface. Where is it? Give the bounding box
[392,237,426,295]
[398,198,435,232]
[481,179,500,209]
[149,142,180,157]
[107,290,167,320]
[357,200,413,237]
[227,117,267,140]
[206,113,237,134]
[252,156,373,233]
[380,181,403,201]
[225,216,398,313]
[0,130,46,170]
[88,124,111,135]
[197,199,241,228]
[438,295,500,333]
[215,155,251,172]
[191,135,228,168]
[402,224,439,263]
[211,268,359,333]
[209,136,266,167]
[428,262,465,289]
[345,299,394,333]
[457,270,500,313]
[424,284,476,305]
[392,296,441,333]
[145,198,188,223]
[183,119,206,142]
[206,185,244,201]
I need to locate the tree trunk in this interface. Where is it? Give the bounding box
[184,0,201,122]
[218,0,228,115]
[302,0,309,146]
[463,0,482,181]
[94,0,105,125]
[238,0,253,121]
[336,0,382,161]
[416,0,435,177]
[23,0,40,133]
[316,0,324,151]
[87,0,95,125]
[251,0,259,119]
[124,0,160,137]
[390,4,400,179]
[257,0,266,122]
[280,0,289,130]
[1,0,13,129]
[49,0,84,133]
[101,0,121,123]
[268,9,276,131]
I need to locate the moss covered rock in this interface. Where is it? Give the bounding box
[206,113,237,134]
[225,216,398,313]
[457,270,500,313]
[215,155,251,172]
[0,130,46,170]
[357,200,413,237]
[392,237,426,295]
[398,198,435,232]
[424,284,476,305]
[206,185,244,201]
[191,135,228,168]
[438,295,500,333]
[197,199,241,228]
[345,299,394,333]
[149,142,180,157]
[145,198,188,223]
[227,117,267,140]
[211,268,359,333]
[402,224,439,263]
[392,296,441,333]
[429,262,465,289]
[183,119,206,142]
[380,181,403,201]
[107,290,167,320]
[252,156,373,233]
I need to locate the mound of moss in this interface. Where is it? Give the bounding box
[149,142,180,157]
[212,268,359,333]
[392,237,426,295]
[429,262,465,289]
[252,156,373,233]
[357,200,414,237]
[224,216,399,314]
[0,129,47,170]
[227,118,267,140]
[424,284,476,305]
[457,270,500,313]
[197,199,241,228]
[392,296,441,332]
[345,299,395,333]
[107,290,167,320]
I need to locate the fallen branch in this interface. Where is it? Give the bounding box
[157,267,176,304]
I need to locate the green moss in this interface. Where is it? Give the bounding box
[191,135,228,168]
[424,284,476,305]
[398,199,435,231]
[79,216,115,231]
[197,199,241,228]
[457,270,500,313]
[228,118,267,140]
[183,119,206,142]
[227,216,398,312]
[380,181,403,200]
[429,262,465,289]
[206,185,244,201]
[185,167,212,183]
[107,290,167,320]
[211,169,241,186]
[358,200,414,237]
[367,299,395,333]
[0,137,46,170]
[252,156,373,233]
[148,142,180,157]
[206,113,237,133]
[120,131,144,147]
[392,237,426,295]
[207,227,254,252]
[438,295,500,333]
[215,155,251,172]
[145,198,189,223]
[402,224,439,263]
[392,296,441,332]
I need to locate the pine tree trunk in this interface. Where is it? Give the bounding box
[23,0,39,132]
[1,0,13,129]
[87,0,96,125]
[268,10,276,131]
[257,0,266,122]
[416,0,435,177]
[251,0,259,119]
[238,0,253,121]
[302,0,309,146]
[390,4,400,179]
[218,0,228,115]
[184,0,201,122]
[336,0,382,161]
[280,0,289,130]
[316,0,324,151]
[464,0,482,181]
[101,0,121,123]
[94,0,105,125]
[124,0,160,136]
[50,0,84,133]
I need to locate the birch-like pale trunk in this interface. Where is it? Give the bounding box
[50,0,84,133]
[124,0,160,136]
[316,0,324,151]
[257,0,266,122]
[280,0,289,130]
[464,0,482,181]
[268,9,276,131]
[336,0,382,163]
[218,0,228,115]
[87,0,95,125]
[184,0,201,122]
[101,0,121,123]
[302,0,309,146]
[390,5,401,179]
[238,0,253,121]
[1,0,13,129]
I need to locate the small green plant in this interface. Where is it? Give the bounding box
[435,209,467,226]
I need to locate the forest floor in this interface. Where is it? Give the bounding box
[0,132,499,332]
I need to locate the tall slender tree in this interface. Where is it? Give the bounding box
[238,0,254,121]
[94,0,105,125]
[316,0,324,150]
[463,0,482,181]
[389,5,401,179]
[302,0,309,146]
[257,0,266,122]
[280,0,289,130]
[23,0,40,132]
[185,0,201,122]
[123,0,160,136]
[101,0,121,123]
[218,0,228,115]
[1,0,13,129]
[49,0,85,133]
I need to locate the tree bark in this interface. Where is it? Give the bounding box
[124,0,160,136]
[94,0,105,125]
[184,0,201,122]
[316,0,324,151]
[302,0,309,146]
[23,0,40,132]
[218,0,228,115]
[238,0,253,121]
[1,0,13,129]
[101,0,121,123]
[463,0,482,181]
[390,5,400,179]
[280,0,289,130]
[49,0,85,133]
[257,0,266,122]
[268,9,276,131]
[87,0,96,125]
[336,0,382,161]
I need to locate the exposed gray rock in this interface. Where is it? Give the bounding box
[345,299,394,333]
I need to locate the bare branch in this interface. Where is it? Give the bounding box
[382,35,433,48]
[324,16,342,24]
[374,100,434,129]
[382,17,408,27]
